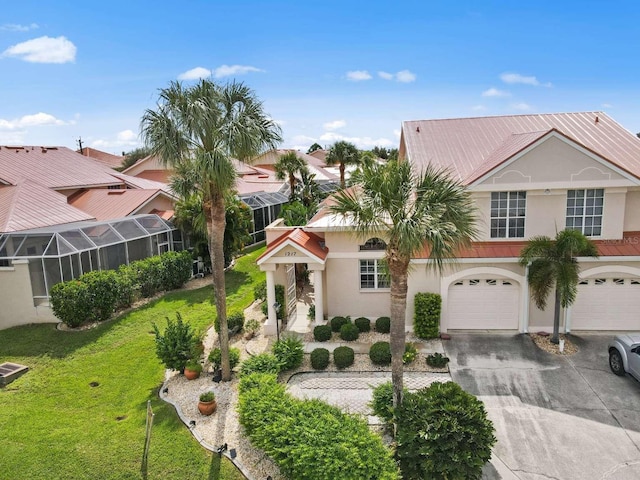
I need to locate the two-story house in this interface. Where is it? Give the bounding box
[257,112,640,335]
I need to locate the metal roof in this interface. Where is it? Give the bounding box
[68,188,165,220]
[239,191,289,209]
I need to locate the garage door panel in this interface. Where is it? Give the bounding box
[573,278,640,330]
[448,279,519,330]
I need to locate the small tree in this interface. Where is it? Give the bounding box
[307,142,323,153]
[396,382,496,480]
[152,313,198,372]
[275,150,309,199]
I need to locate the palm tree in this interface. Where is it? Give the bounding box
[330,160,478,410]
[519,229,599,344]
[141,80,282,381]
[274,151,308,199]
[325,140,360,188]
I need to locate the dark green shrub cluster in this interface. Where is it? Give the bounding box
[369,381,407,425]
[272,335,304,370]
[414,292,442,339]
[333,346,354,369]
[257,283,286,317]
[238,373,398,480]
[313,324,332,342]
[340,322,360,341]
[396,382,496,480]
[426,352,450,368]
[403,343,418,364]
[208,347,241,370]
[152,313,198,372]
[214,311,244,334]
[330,316,349,332]
[354,317,371,332]
[239,353,281,378]
[310,348,330,370]
[50,250,192,327]
[375,316,391,333]
[369,341,392,365]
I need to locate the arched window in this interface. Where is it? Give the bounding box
[359,237,386,251]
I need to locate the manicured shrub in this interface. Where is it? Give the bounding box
[238,373,398,480]
[208,347,241,370]
[239,353,281,378]
[313,324,332,342]
[369,341,392,365]
[244,318,261,338]
[214,311,244,334]
[330,316,349,332]
[259,284,286,317]
[310,348,330,370]
[159,250,193,290]
[340,322,360,341]
[426,352,450,368]
[333,346,354,369]
[81,270,120,321]
[369,381,410,425]
[414,292,442,339]
[375,316,391,333]
[403,342,418,364]
[396,382,496,480]
[152,312,198,372]
[354,317,371,332]
[272,335,304,370]
[50,281,91,328]
[253,280,267,302]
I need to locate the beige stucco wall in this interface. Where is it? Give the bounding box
[134,195,175,215]
[623,189,640,232]
[0,260,56,330]
[124,156,166,176]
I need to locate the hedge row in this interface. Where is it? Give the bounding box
[51,250,192,327]
[414,292,441,339]
[238,373,398,480]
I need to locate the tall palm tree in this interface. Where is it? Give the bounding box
[330,160,478,410]
[519,229,598,344]
[141,80,282,381]
[274,150,308,199]
[325,140,359,188]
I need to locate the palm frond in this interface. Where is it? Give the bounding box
[527,259,556,310]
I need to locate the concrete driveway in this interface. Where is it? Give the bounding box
[444,334,640,480]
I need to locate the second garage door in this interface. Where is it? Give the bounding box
[448,278,520,330]
[571,277,640,330]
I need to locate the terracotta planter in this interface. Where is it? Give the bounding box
[184,368,200,380]
[198,399,217,415]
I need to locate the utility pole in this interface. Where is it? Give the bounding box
[77,137,84,154]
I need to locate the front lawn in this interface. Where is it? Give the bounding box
[0,248,265,480]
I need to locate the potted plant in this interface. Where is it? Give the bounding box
[184,359,202,380]
[198,391,216,415]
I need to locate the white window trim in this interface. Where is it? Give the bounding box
[359,259,390,291]
[565,188,604,237]
[490,191,527,239]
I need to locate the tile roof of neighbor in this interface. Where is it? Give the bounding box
[0,180,94,233]
[110,172,174,196]
[0,146,122,189]
[68,188,165,221]
[402,112,640,183]
[136,169,173,183]
[78,147,125,169]
[258,228,328,263]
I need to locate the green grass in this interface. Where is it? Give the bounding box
[0,249,265,480]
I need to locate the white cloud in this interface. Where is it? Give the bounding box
[393,129,401,138]
[291,134,318,145]
[471,105,486,111]
[602,103,613,108]
[396,69,417,83]
[1,23,39,32]
[2,36,76,63]
[500,72,552,87]
[178,67,211,80]
[482,88,510,97]
[323,119,346,130]
[0,112,69,130]
[346,70,372,81]
[90,129,140,149]
[319,131,393,149]
[117,129,137,142]
[378,71,394,80]
[0,130,26,144]
[510,102,532,111]
[213,64,264,78]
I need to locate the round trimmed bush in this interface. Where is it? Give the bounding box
[214,311,244,334]
[310,348,330,370]
[340,322,360,341]
[369,341,392,365]
[375,316,391,333]
[354,317,371,332]
[208,347,241,370]
[330,316,349,332]
[313,324,332,342]
[272,335,304,370]
[333,346,354,369]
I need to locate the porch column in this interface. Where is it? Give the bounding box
[313,269,324,325]
[264,266,277,336]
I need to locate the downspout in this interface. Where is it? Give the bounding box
[522,262,531,333]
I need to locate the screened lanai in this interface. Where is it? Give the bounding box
[0,214,181,301]
[240,191,289,244]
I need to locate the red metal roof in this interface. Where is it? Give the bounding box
[136,170,172,183]
[402,112,640,183]
[69,188,164,221]
[258,228,328,263]
[78,147,124,169]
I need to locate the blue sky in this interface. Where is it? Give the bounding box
[1,1,639,153]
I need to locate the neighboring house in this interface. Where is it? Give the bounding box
[0,146,180,329]
[78,146,125,169]
[258,112,640,335]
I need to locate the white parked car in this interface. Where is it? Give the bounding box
[608,334,640,380]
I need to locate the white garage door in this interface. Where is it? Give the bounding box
[448,279,519,330]
[572,277,640,330]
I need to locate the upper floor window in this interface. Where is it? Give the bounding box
[566,189,603,237]
[490,191,526,238]
[360,259,389,289]
[359,238,386,251]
